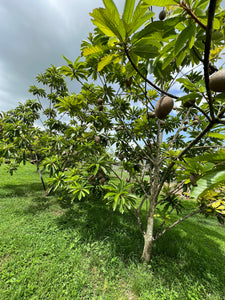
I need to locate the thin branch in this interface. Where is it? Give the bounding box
[156,196,224,240]
[159,120,215,193]
[180,1,206,30]
[155,208,202,240]
[109,166,122,181]
[133,208,146,235]
[165,108,192,153]
[193,104,211,122]
[204,0,218,119]
[155,200,182,240]
[124,47,178,99]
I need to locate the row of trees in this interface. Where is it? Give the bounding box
[1,0,225,263]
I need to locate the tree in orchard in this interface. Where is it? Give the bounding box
[0,65,112,200]
[55,0,225,263]
[0,66,71,194]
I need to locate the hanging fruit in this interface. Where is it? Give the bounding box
[155,96,174,119]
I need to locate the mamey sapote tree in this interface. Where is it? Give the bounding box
[2,0,225,264]
[56,0,225,263]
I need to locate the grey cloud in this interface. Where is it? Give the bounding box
[0,0,224,112]
[0,0,104,111]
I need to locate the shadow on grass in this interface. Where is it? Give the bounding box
[55,199,144,261]
[0,182,56,215]
[55,199,225,293]
[23,195,53,214]
[151,217,225,293]
[0,182,42,197]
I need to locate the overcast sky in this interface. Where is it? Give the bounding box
[0,0,224,112]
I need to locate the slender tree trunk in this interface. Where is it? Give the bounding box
[36,164,47,195]
[141,201,155,263]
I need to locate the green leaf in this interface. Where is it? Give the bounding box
[191,170,225,200]
[104,192,116,198]
[132,21,164,42]
[195,152,225,163]
[208,132,225,140]
[142,0,179,6]
[132,38,160,59]
[97,54,115,72]
[178,92,201,104]
[90,8,125,41]
[62,55,73,68]
[103,0,118,12]
[189,27,196,49]
[82,45,106,57]
[91,9,116,37]
[131,10,155,34]
[174,24,196,55]
[123,0,135,24]
[198,16,221,30]
[175,50,186,68]
[215,92,225,103]
[129,1,154,35]
[177,78,199,92]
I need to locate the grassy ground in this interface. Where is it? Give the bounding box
[0,164,225,299]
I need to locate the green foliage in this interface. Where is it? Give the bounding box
[2,0,225,263]
[1,166,225,299]
[103,180,138,213]
[143,0,179,5]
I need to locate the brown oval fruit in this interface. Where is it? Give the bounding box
[155,96,174,119]
[94,136,101,143]
[209,69,225,92]
[118,153,125,161]
[148,111,156,119]
[159,10,166,20]
[97,173,104,180]
[98,105,103,111]
[193,115,199,121]
[97,98,104,104]
[183,126,188,131]
[184,120,188,125]
[100,177,106,184]
[193,120,199,125]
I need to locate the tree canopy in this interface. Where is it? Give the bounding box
[1,0,225,263]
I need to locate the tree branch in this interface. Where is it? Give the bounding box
[159,120,215,193]
[193,104,211,122]
[155,208,202,240]
[124,47,178,100]
[204,0,218,119]
[180,1,206,30]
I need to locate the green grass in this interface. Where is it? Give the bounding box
[0,164,225,299]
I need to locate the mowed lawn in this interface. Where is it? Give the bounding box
[0,164,225,299]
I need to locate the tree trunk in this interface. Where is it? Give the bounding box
[141,204,155,263]
[36,164,47,195]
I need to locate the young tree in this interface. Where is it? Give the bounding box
[2,0,225,264]
[57,0,225,263]
[0,66,70,194]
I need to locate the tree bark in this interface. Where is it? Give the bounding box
[141,203,155,263]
